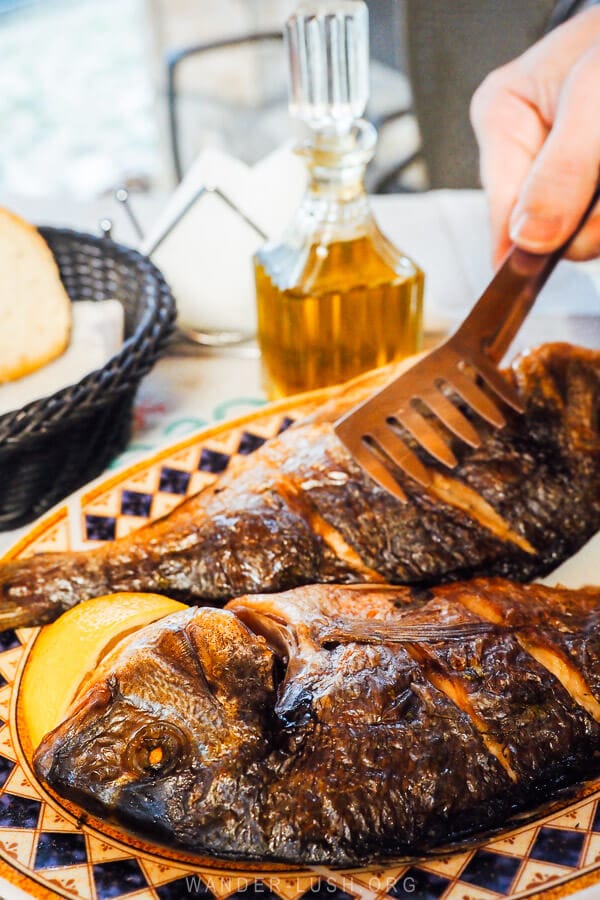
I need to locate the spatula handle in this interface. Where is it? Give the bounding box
[456,181,600,364]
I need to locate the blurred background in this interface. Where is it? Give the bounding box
[0,0,571,204]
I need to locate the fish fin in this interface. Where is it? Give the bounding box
[319,619,500,644]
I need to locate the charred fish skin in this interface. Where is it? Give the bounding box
[4,343,600,630]
[34,579,600,865]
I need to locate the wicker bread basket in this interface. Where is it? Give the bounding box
[0,227,176,529]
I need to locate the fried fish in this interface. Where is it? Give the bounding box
[2,343,600,629]
[34,578,600,864]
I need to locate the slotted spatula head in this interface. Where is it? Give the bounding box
[334,341,522,501]
[335,183,600,499]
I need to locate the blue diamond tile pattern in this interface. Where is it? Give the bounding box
[459,849,521,895]
[92,859,148,899]
[85,515,116,541]
[0,794,41,829]
[0,758,14,790]
[0,630,20,652]
[237,431,267,455]
[120,489,153,518]
[388,867,449,899]
[529,825,586,868]
[34,832,87,870]
[277,416,295,434]
[159,467,191,495]
[198,447,230,474]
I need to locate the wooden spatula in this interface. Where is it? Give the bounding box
[335,184,600,500]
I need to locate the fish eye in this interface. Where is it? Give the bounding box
[125,723,188,777]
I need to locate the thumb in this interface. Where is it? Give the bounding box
[509,43,600,256]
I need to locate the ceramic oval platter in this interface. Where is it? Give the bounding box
[0,388,599,900]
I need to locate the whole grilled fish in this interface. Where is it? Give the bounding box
[35,578,600,864]
[3,343,600,629]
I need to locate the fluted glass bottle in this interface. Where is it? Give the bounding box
[254,0,424,399]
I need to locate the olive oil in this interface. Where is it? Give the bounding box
[256,235,423,399]
[254,0,425,399]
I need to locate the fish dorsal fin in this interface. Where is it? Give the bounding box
[318,618,501,645]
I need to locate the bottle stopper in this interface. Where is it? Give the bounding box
[285,0,370,135]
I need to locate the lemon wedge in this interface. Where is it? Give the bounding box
[20,592,186,750]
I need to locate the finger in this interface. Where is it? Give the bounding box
[565,204,600,260]
[471,68,548,266]
[515,7,600,114]
[509,43,600,256]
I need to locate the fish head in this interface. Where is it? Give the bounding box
[33,606,276,848]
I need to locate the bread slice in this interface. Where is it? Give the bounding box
[0,209,71,384]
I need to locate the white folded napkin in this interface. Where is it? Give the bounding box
[141,145,307,335]
[0,299,124,416]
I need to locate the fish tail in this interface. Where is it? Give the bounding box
[0,551,106,630]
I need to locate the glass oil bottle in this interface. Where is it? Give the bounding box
[254,0,424,399]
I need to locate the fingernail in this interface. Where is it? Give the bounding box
[509,212,565,248]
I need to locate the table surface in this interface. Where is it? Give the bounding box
[1,189,599,555]
[1,189,600,899]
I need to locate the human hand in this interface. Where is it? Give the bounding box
[470,6,600,266]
